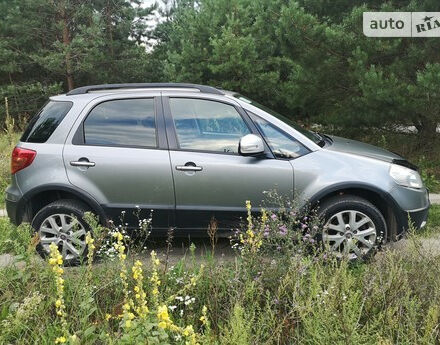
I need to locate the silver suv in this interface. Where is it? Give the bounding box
[5,83,430,263]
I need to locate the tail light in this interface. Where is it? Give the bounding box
[11,147,36,174]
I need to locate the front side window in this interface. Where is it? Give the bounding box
[169,98,250,153]
[234,94,323,145]
[249,112,309,159]
[84,98,156,147]
[21,101,72,143]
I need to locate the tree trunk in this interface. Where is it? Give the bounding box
[414,117,438,142]
[106,0,114,57]
[60,2,74,90]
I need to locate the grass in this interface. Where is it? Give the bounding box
[0,207,439,344]
[0,129,20,209]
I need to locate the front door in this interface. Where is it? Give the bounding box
[63,96,174,229]
[164,96,294,232]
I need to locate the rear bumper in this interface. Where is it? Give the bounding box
[5,198,19,225]
[5,183,22,225]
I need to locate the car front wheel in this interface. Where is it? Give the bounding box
[318,195,387,260]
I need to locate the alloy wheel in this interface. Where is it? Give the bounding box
[323,210,377,260]
[39,213,87,261]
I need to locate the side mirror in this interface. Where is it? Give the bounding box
[239,134,265,156]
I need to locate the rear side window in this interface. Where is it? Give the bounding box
[21,101,72,143]
[84,98,156,147]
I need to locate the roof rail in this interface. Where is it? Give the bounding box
[66,83,224,96]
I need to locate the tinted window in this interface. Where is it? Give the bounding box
[84,99,156,147]
[250,113,309,159]
[169,98,250,153]
[21,101,72,143]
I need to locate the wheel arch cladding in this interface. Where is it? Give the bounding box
[18,184,107,225]
[309,183,402,240]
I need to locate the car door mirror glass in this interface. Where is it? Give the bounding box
[239,134,265,156]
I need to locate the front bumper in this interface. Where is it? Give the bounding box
[388,185,430,235]
[396,206,430,233]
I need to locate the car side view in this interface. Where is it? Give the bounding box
[5,83,430,264]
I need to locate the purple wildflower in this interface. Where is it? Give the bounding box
[279,225,288,236]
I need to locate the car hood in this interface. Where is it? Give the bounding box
[324,135,403,163]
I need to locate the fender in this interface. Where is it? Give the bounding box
[18,183,107,224]
[308,182,399,209]
[307,182,405,235]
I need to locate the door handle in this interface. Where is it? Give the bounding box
[70,160,95,167]
[176,162,203,171]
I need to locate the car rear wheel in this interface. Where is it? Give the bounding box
[318,195,387,260]
[32,200,91,265]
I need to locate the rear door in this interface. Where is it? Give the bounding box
[63,94,174,230]
[163,95,294,232]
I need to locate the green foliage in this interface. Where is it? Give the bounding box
[219,303,251,345]
[152,0,440,140]
[0,0,157,123]
[0,112,20,208]
[418,156,440,193]
[1,206,440,344]
[0,0,438,167]
[0,218,32,255]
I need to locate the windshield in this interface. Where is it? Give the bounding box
[233,94,322,145]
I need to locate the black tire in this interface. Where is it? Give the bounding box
[32,199,91,266]
[318,195,387,261]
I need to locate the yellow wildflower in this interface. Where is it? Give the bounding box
[157,305,170,322]
[55,336,66,344]
[85,232,95,276]
[200,305,208,325]
[150,251,161,306]
[261,209,268,225]
[131,259,148,317]
[49,243,68,339]
[183,325,194,337]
